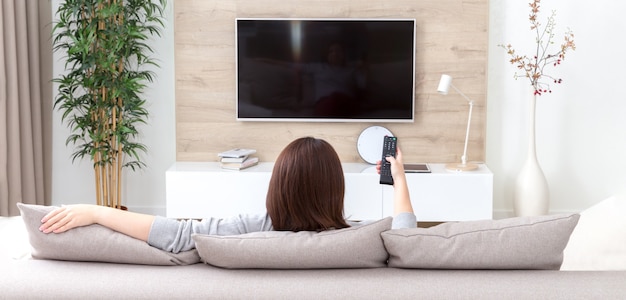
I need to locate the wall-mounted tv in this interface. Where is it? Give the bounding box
[236,18,416,122]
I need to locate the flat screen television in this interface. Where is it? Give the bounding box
[236,18,416,122]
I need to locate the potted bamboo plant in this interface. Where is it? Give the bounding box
[53,0,167,209]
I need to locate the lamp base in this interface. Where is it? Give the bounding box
[445,162,479,172]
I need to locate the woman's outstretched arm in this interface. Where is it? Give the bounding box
[39,205,155,242]
[376,146,414,215]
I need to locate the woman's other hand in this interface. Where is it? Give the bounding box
[39,204,100,233]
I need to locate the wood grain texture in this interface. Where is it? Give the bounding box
[174,0,488,164]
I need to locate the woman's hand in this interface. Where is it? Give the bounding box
[39,204,100,234]
[376,146,413,215]
[40,204,154,242]
[376,147,406,182]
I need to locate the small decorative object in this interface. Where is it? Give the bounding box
[437,74,478,172]
[499,0,576,216]
[357,126,394,165]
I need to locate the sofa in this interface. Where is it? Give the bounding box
[1,196,625,299]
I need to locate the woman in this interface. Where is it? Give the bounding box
[40,137,415,253]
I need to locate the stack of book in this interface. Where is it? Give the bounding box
[218,148,259,170]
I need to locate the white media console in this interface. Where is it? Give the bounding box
[165,162,493,222]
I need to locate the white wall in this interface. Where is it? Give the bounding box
[51,0,626,216]
[488,0,626,216]
[51,0,176,215]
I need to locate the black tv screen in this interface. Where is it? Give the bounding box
[236,18,416,122]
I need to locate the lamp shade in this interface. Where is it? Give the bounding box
[437,74,452,95]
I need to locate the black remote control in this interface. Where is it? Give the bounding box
[379,136,397,185]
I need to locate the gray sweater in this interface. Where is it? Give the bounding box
[148,212,417,253]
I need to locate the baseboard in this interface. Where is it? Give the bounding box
[125,207,580,220]
[126,205,166,216]
[493,210,514,219]
[493,209,580,220]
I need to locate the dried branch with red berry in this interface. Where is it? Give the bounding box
[499,0,576,95]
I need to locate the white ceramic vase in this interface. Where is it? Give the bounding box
[514,91,549,216]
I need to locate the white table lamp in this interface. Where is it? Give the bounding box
[437,74,478,172]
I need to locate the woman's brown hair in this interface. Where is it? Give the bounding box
[266,137,349,231]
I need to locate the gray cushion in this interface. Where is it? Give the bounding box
[193,217,392,269]
[17,203,200,265]
[382,213,580,270]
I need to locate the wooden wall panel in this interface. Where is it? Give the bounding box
[174,0,489,164]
